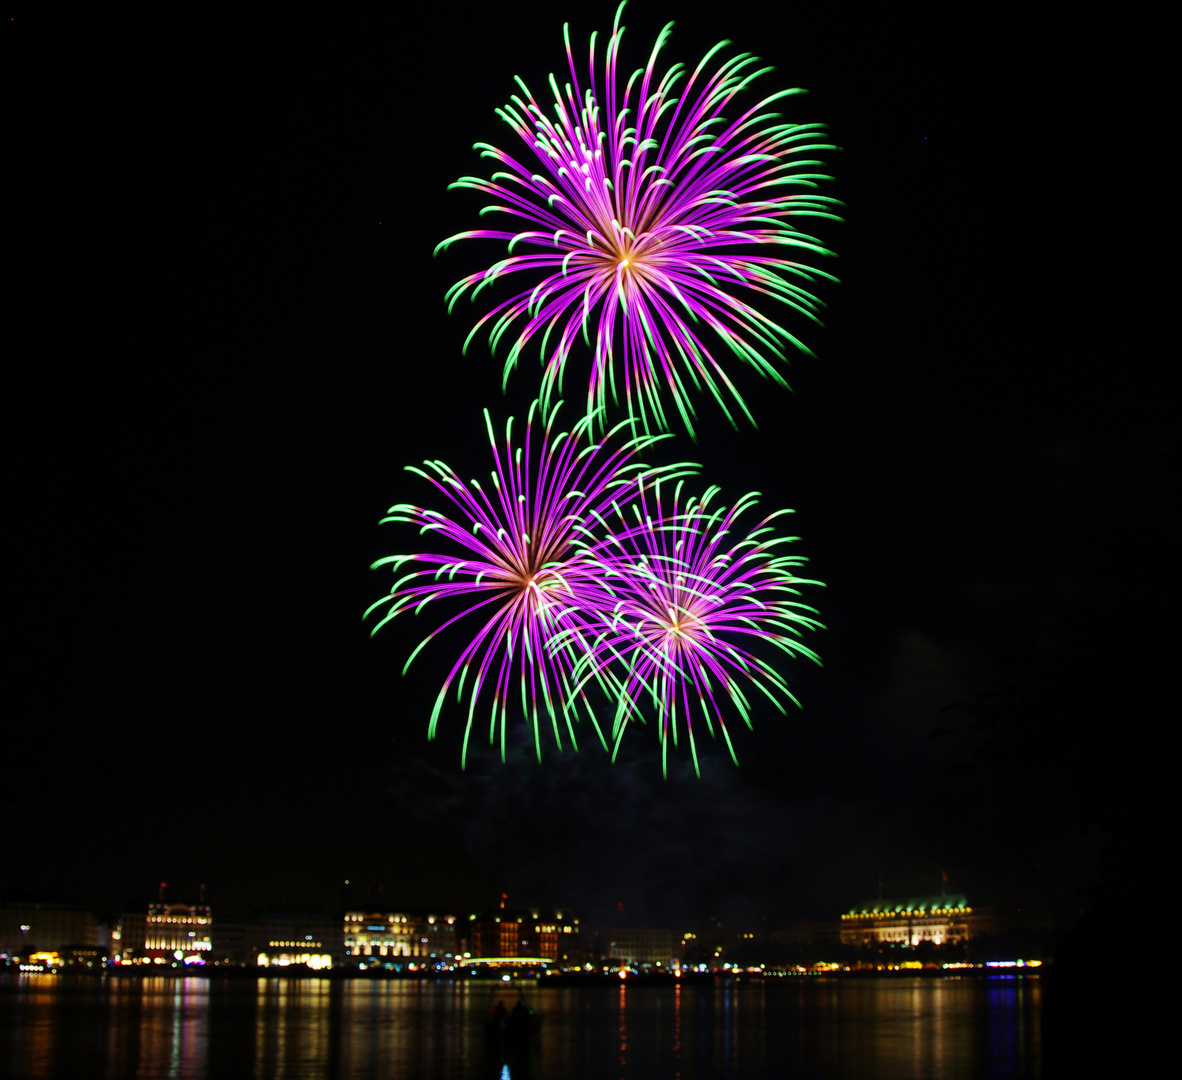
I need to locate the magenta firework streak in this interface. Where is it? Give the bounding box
[579,481,822,775]
[436,2,840,437]
[366,401,694,765]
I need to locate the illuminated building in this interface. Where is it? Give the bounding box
[251,906,337,969]
[343,910,458,962]
[840,894,996,947]
[145,899,212,955]
[1,901,98,958]
[466,916,506,958]
[533,911,580,962]
[463,907,582,964]
[111,886,213,963]
[256,941,333,970]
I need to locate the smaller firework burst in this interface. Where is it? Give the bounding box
[577,479,822,775]
[366,400,694,765]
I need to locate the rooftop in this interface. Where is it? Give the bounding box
[845,895,969,916]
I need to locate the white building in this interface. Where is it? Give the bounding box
[343,910,458,962]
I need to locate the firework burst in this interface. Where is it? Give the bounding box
[578,480,823,775]
[366,400,694,765]
[436,1,840,437]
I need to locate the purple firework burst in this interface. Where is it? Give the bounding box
[436,1,841,438]
[366,401,694,765]
[577,480,823,775]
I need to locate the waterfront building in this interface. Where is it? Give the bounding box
[144,899,213,955]
[839,894,996,947]
[534,911,581,963]
[462,907,582,965]
[343,910,458,963]
[251,905,337,969]
[112,887,213,962]
[465,915,508,959]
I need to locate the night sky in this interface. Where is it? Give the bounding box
[9,3,1172,931]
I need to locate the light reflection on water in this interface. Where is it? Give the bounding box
[0,973,1041,1079]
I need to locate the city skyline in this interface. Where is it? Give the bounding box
[5,887,1017,973]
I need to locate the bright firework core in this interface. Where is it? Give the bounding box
[519,567,565,611]
[662,606,699,640]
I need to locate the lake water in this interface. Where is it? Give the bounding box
[0,973,1042,1079]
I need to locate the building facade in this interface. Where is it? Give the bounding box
[252,906,338,969]
[144,900,213,955]
[840,895,996,948]
[463,908,582,964]
[343,911,458,963]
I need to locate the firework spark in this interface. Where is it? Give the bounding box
[578,480,823,775]
[436,1,840,437]
[366,401,694,765]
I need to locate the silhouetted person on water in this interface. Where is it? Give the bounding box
[505,999,530,1045]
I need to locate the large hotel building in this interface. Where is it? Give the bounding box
[839,894,996,947]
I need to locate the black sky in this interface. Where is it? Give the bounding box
[8,2,1173,930]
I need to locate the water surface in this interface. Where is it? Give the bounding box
[0,973,1042,1079]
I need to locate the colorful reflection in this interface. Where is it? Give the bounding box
[0,972,1042,1078]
